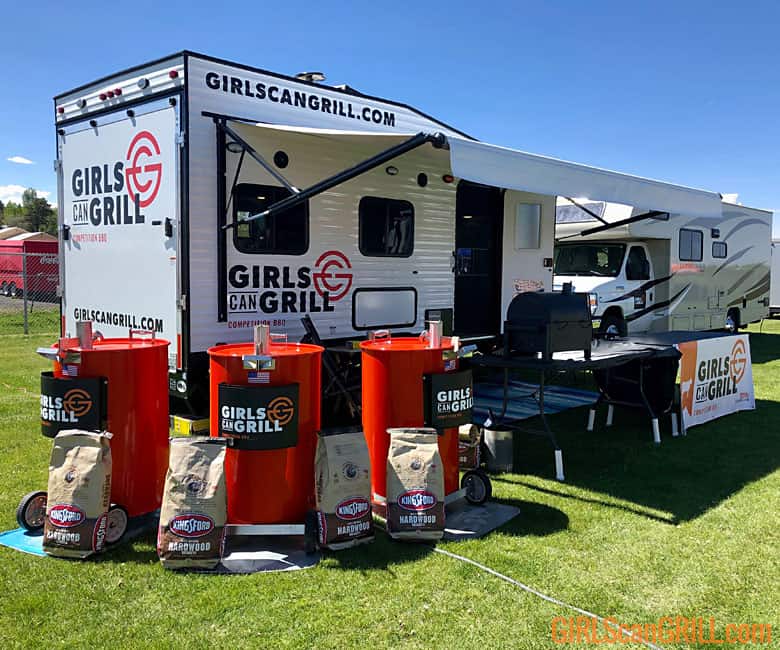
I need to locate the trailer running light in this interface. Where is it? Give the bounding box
[137,78,149,89]
[114,88,122,96]
[57,106,64,114]
[106,90,115,98]
[442,174,454,183]
[99,93,107,101]
[76,99,87,109]
[169,70,179,79]
[385,165,398,176]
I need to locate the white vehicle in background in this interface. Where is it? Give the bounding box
[554,197,771,335]
[771,239,780,317]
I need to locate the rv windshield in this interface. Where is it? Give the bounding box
[554,243,626,277]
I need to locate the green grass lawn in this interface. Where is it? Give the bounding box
[0,323,777,649]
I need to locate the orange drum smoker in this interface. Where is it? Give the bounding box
[18,322,170,542]
[360,322,490,512]
[208,325,322,547]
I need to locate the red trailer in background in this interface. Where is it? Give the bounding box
[0,239,59,299]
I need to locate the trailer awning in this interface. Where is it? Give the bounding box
[447,136,723,218]
[218,117,724,220]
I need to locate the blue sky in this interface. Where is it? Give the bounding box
[1,1,778,234]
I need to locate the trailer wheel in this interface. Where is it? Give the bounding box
[303,510,319,554]
[462,470,492,505]
[106,504,129,545]
[16,491,48,531]
[7,282,17,299]
[0,281,6,295]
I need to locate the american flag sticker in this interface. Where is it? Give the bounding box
[62,365,79,377]
[248,371,270,384]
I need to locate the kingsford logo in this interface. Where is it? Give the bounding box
[169,514,214,538]
[398,490,436,511]
[49,504,86,527]
[336,497,370,521]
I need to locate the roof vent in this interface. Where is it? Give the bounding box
[295,71,326,83]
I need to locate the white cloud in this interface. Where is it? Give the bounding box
[7,156,34,165]
[0,184,52,205]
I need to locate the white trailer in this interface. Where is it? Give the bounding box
[53,51,730,408]
[553,198,771,335]
[771,239,780,316]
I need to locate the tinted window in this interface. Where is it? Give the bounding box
[554,243,626,277]
[359,197,414,257]
[625,246,650,281]
[712,241,727,259]
[233,184,308,255]
[679,229,703,262]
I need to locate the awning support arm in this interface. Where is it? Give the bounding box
[578,210,669,237]
[564,197,609,226]
[225,148,245,216]
[222,131,446,231]
[214,118,300,194]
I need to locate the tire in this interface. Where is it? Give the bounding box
[600,313,626,338]
[461,470,492,505]
[16,491,48,531]
[7,283,17,299]
[0,281,6,295]
[303,510,319,554]
[726,308,740,332]
[105,504,129,545]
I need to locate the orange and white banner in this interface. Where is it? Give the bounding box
[677,334,755,429]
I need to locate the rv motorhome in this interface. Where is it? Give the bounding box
[553,198,772,335]
[53,51,732,409]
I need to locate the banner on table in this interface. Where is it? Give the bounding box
[677,334,754,429]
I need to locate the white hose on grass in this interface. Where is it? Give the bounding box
[432,547,665,650]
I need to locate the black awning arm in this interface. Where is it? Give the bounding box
[563,197,609,226]
[222,131,446,231]
[214,118,300,195]
[578,210,669,237]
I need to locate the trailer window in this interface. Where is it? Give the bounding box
[233,184,308,255]
[679,229,703,262]
[359,197,414,257]
[712,241,727,258]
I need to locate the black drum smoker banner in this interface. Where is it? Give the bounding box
[677,334,755,429]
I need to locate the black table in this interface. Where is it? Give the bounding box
[469,338,682,480]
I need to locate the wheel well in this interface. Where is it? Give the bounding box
[601,306,624,322]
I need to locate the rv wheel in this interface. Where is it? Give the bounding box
[106,504,129,545]
[726,309,740,332]
[16,491,48,531]
[303,510,319,554]
[462,470,492,505]
[600,313,626,338]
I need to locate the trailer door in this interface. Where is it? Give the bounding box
[59,102,180,369]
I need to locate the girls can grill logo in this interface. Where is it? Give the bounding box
[125,131,163,208]
[48,504,86,527]
[335,497,370,521]
[169,514,215,538]
[398,490,437,512]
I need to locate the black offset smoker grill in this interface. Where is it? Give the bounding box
[471,289,683,480]
[503,287,593,361]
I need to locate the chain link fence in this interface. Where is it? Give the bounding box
[0,251,60,335]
